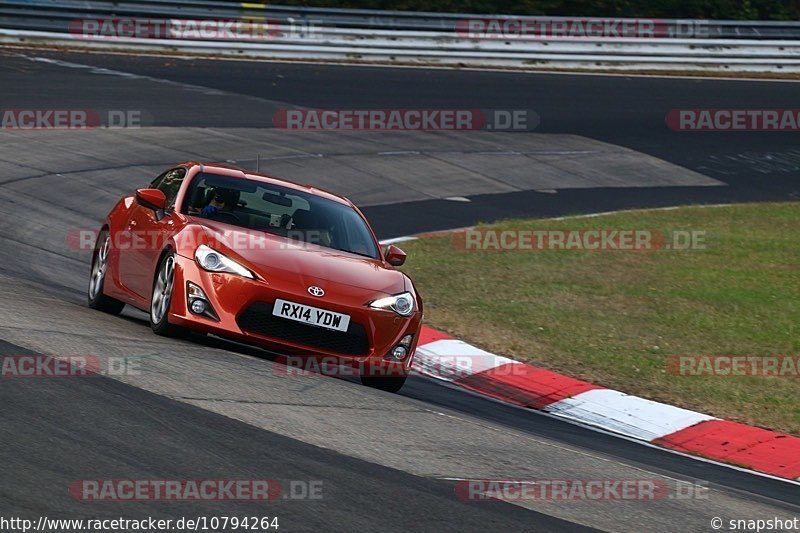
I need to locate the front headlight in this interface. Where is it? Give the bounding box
[195,245,254,279]
[369,291,415,316]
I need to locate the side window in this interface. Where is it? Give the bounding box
[152,168,186,211]
[149,170,169,189]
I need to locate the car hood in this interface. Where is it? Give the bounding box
[198,221,405,294]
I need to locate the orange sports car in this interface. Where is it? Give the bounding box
[88,162,422,392]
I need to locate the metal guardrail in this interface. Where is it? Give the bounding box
[3,0,800,38]
[1,1,799,72]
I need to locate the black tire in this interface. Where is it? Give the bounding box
[360,375,407,393]
[150,252,186,337]
[87,230,125,315]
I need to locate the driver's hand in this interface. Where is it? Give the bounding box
[201,205,218,217]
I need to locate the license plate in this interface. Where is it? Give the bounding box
[273,299,351,332]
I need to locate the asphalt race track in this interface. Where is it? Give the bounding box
[0,48,798,532]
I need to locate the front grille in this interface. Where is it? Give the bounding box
[237,301,370,356]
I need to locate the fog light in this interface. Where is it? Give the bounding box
[190,299,206,314]
[399,334,413,348]
[186,282,219,321]
[391,345,408,360]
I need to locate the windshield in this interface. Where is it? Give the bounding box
[182,172,380,259]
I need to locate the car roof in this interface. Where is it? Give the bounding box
[180,162,353,206]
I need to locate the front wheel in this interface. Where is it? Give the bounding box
[150,253,185,337]
[360,375,407,393]
[87,231,125,315]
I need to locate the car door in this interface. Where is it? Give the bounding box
[118,168,187,299]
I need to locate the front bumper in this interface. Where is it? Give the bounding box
[168,253,421,374]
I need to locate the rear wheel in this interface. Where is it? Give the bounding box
[87,231,125,315]
[360,375,407,393]
[150,253,185,337]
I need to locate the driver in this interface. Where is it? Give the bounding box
[189,189,227,218]
[201,193,226,217]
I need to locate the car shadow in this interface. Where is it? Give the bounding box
[115,304,366,387]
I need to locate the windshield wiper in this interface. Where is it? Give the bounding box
[335,247,376,259]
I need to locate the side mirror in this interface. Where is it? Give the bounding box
[135,188,167,211]
[384,245,407,267]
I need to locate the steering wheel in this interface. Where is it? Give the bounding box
[209,211,242,225]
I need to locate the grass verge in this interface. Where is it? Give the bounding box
[400,202,800,435]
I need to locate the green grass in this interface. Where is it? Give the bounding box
[400,202,800,435]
